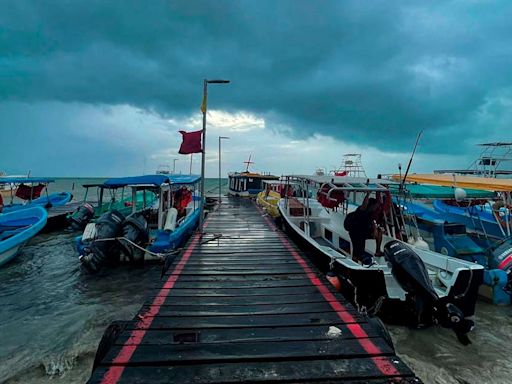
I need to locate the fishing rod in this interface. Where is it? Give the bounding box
[401,130,423,190]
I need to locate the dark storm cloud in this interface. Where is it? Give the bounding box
[1,0,512,152]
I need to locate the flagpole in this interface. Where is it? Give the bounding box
[200,79,208,231]
[199,79,230,232]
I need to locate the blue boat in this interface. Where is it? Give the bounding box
[0,177,73,213]
[398,199,511,305]
[0,206,48,267]
[433,199,510,240]
[76,174,202,273]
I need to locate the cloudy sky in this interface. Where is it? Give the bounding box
[1,0,511,177]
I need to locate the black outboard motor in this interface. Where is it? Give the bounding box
[119,212,149,263]
[384,240,473,344]
[80,210,125,273]
[68,203,95,230]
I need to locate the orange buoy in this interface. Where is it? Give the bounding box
[326,271,341,291]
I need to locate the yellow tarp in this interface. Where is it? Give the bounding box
[391,174,512,192]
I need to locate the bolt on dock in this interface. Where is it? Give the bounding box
[88,198,421,383]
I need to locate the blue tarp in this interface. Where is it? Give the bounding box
[103,174,201,188]
[168,175,201,185]
[0,177,55,184]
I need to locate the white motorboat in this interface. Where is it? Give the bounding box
[278,175,484,342]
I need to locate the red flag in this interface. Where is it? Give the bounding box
[178,130,203,154]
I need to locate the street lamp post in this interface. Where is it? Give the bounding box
[199,78,230,231]
[218,136,230,205]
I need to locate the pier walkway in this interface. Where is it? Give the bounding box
[88,198,420,383]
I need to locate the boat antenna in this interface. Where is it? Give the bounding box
[401,130,423,191]
[244,154,254,172]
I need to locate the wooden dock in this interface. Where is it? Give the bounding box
[88,198,421,383]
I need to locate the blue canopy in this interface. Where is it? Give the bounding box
[168,175,201,185]
[103,174,201,188]
[103,175,171,188]
[0,177,55,184]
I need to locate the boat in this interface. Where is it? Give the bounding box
[434,142,512,178]
[0,206,48,267]
[392,185,511,305]
[0,173,25,199]
[330,153,367,177]
[256,180,297,218]
[278,175,484,342]
[228,155,279,197]
[67,182,158,230]
[76,174,202,273]
[395,173,512,240]
[0,177,73,214]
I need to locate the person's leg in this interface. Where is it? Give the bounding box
[374,227,383,256]
[350,235,365,263]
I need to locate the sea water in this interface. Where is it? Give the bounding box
[1,178,511,383]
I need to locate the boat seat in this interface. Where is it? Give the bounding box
[288,197,311,216]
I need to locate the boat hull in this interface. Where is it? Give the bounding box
[256,191,280,217]
[0,206,47,267]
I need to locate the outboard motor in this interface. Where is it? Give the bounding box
[68,203,95,230]
[384,240,473,344]
[119,212,149,263]
[80,210,125,273]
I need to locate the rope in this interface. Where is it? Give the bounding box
[89,237,181,259]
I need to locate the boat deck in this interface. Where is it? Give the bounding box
[88,198,420,383]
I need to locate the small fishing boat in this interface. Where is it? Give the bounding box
[228,156,279,197]
[394,189,511,305]
[0,177,72,214]
[67,182,158,230]
[76,175,202,273]
[0,206,48,267]
[256,180,296,218]
[397,173,512,240]
[278,175,484,342]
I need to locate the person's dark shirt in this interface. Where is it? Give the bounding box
[348,207,373,238]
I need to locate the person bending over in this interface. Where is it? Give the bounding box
[344,193,383,265]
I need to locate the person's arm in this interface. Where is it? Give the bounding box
[360,192,371,210]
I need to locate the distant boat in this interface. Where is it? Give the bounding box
[0,172,25,198]
[76,174,202,273]
[228,155,279,197]
[156,164,171,175]
[0,177,72,214]
[330,153,367,177]
[434,142,512,178]
[0,206,47,267]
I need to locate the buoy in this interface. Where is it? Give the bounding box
[413,236,430,250]
[454,187,467,202]
[326,271,341,291]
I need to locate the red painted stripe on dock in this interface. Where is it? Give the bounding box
[257,205,400,377]
[99,222,209,384]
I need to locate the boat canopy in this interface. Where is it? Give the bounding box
[392,174,512,192]
[388,184,495,199]
[288,175,398,191]
[103,174,201,188]
[103,175,171,188]
[168,175,201,185]
[0,177,55,184]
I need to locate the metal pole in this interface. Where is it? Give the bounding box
[219,136,222,204]
[218,136,229,206]
[199,79,207,231]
